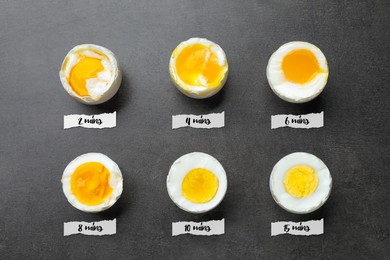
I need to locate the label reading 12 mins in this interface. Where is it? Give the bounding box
[271,111,324,129]
[64,112,116,129]
[64,219,116,236]
[172,219,225,236]
[172,112,224,129]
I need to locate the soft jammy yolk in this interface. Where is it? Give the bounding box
[175,44,225,87]
[281,49,320,84]
[283,164,318,198]
[69,55,104,96]
[70,162,113,206]
[182,168,219,204]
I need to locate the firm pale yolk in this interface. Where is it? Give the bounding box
[175,44,225,87]
[70,162,113,206]
[282,49,320,84]
[283,164,318,198]
[69,56,104,96]
[182,168,219,204]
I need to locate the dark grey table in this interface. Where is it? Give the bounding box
[1,0,389,259]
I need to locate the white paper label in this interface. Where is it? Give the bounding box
[64,219,116,236]
[64,112,116,129]
[172,219,225,236]
[271,219,324,236]
[271,112,324,129]
[172,112,225,129]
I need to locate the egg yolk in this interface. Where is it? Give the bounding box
[70,162,113,206]
[283,164,318,198]
[182,168,219,204]
[175,44,226,87]
[281,49,320,84]
[68,54,105,96]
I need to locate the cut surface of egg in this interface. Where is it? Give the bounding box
[60,44,122,104]
[269,152,332,214]
[62,153,123,212]
[169,38,228,99]
[167,152,227,213]
[267,41,328,103]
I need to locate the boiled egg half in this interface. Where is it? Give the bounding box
[169,38,228,99]
[60,44,122,104]
[267,41,328,103]
[62,153,123,213]
[167,152,227,213]
[269,152,332,214]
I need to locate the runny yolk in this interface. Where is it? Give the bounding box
[70,162,113,206]
[69,56,104,96]
[283,164,318,198]
[182,168,219,204]
[175,44,226,87]
[281,49,320,84]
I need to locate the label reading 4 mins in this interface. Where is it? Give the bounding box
[172,112,225,129]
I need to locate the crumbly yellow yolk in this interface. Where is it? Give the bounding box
[70,162,113,206]
[283,164,318,198]
[282,49,320,84]
[68,53,105,96]
[182,168,219,204]
[175,44,225,87]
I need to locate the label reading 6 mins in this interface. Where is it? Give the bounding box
[271,111,324,129]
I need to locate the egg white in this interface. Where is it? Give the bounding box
[166,152,228,213]
[169,38,228,99]
[269,152,332,214]
[59,44,122,105]
[266,41,329,103]
[62,153,123,213]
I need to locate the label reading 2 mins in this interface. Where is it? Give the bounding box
[64,112,116,129]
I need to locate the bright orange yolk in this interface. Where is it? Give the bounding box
[175,44,225,87]
[281,49,320,84]
[70,162,113,206]
[182,168,219,204]
[69,55,104,96]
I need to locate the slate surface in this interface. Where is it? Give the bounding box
[0,0,389,259]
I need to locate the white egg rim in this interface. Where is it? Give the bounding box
[266,41,329,103]
[169,38,228,99]
[269,152,332,214]
[166,152,228,213]
[62,152,123,213]
[59,44,122,105]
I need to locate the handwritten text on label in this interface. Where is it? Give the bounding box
[64,219,116,236]
[271,218,324,236]
[64,112,116,129]
[271,112,324,129]
[172,219,225,236]
[172,112,225,129]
